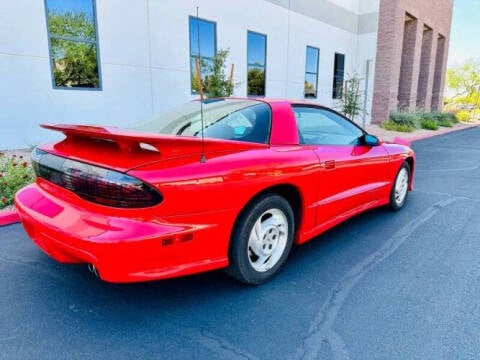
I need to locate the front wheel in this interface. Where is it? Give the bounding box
[226,194,294,285]
[389,161,411,210]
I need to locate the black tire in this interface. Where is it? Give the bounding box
[226,194,295,285]
[389,161,411,211]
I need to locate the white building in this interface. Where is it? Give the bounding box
[1,0,381,149]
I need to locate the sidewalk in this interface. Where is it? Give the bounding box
[366,121,480,143]
[1,121,479,227]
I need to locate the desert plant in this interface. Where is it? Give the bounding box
[420,118,439,130]
[436,113,454,127]
[456,110,472,122]
[443,112,459,123]
[341,74,362,121]
[380,120,415,132]
[0,153,35,209]
[389,111,420,128]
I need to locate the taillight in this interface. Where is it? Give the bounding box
[31,148,162,208]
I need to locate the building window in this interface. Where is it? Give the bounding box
[332,53,345,99]
[305,46,319,98]
[247,31,267,96]
[189,16,216,94]
[44,0,101,89]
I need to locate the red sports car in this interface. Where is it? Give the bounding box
[15,98,414,285]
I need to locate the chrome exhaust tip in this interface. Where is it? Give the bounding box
[88,264,99,278]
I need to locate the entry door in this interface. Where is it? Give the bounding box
[293,105,389,227]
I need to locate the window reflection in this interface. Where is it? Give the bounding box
[305,46,319,98]
[247,31,266,96]
[45,0,100,89]
[189,17,216,94]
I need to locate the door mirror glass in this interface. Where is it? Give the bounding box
[363,134,380,146]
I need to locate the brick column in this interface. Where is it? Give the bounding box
[416,26,434,109]
[371,1,405,123]
[397,17,420,110]
[431,34,447,110]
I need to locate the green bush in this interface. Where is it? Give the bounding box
[0,153,35,209]
[457,110,471,122]
[389,112,420,128]
[384,110,460,132]
[443,112,459,124]
[423,111,453,127]
[420,118,439,130]
[381,120,415,132]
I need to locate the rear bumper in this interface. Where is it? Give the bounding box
[15,183,231,282]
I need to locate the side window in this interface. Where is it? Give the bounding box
[204,103,271,144]
[332,53,345,99]
[45,0,101,89]
[189,17,216,94]
[247,31,267,96]
[293,106,363,145]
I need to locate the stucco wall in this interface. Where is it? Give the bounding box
[0,0,378,149]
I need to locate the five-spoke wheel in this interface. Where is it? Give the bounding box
[227,194,294,285]
[389,161,411,210]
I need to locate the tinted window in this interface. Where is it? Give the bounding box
[293,106,363,145]
[332,53,345,99]
[247,31,267,96]
[189,17,216,94]
[130,99,271,144]
[305,46,319,98]
[45,0,101,89]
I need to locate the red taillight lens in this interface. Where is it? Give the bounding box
[31,148,162,208]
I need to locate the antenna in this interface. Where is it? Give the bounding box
[196,6,206,163]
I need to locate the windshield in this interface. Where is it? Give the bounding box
[129,99,272,144]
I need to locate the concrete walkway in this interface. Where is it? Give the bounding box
[366,121,480,142]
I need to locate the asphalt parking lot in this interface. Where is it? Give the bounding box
[1,127,480,360]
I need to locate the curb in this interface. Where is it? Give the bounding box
[0,208,20,227]
[409,123,480,143]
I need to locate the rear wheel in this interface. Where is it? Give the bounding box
[226,194,294,285]
[389,162,410,210]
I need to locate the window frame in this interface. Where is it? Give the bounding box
[292,104,366,146]
[43,0,102,91]
[246,30,267,97]
[304,46,320,99]
[188,16,217,95]
[332,52,345,99]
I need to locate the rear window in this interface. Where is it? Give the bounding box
[129,99,271,144]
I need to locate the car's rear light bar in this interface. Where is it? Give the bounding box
[31,148,162,208]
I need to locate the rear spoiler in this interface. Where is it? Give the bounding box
[40,123,266,157]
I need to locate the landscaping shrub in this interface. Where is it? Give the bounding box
[0,153,35,209]
[443,112,459,123]
[420,118,439,130]
[384,110,459,132]
[457,110,472,122]
[423,111,453,127]
[380,120,415,132]
[389,112,420,128]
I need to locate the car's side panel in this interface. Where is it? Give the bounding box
[311,144,390,226]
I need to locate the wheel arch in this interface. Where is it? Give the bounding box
[231,183,303,243]
[405,156,415,189]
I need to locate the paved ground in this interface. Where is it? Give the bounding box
[1,128,480,359]
[366,121,479,142]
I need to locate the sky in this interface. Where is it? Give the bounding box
[447,0,480,68]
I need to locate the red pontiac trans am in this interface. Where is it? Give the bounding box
[15,98,414,285]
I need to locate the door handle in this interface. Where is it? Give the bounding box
[321,160,336,169]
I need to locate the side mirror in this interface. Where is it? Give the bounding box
[363,134,380,146]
